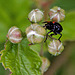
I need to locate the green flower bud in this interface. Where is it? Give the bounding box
[48,39,64,56]
[41,57,50,74]
[26,24,46,43]
[49,6,65,22]
[7,26,22,43]
[28,9,44,23]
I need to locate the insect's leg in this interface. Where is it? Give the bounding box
[49,32,57,39]
[43,24,48,29]
[50,33,55,37]
[56,32,62,41]
[49,33,55,39]
[44,31,52,42]
[58,33,62,40]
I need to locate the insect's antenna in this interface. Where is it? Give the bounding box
[43,25,46,27]
[42,21,47,23]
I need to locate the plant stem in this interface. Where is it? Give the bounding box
[42,0,55,21]
[40,42,44,56]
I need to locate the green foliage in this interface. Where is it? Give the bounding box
[0,0,75,75]
[61,11,75,41]
[0,38,42,75]
[51,0,75,11]
[0,0,32,42]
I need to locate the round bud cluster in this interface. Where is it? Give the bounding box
[41,57,50,74]
[49,6,65,22]
[7,26,22,43]
[26,24,46,44]
[48,39,64,56]
[28,9,44,23]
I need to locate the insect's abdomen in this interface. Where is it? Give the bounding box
[55,24,63,32]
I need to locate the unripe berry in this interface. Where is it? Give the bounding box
[28,9,44,23]
[26,24,46,43]
[7,26,22,43]
[48,39,64,56]
[49,6,65,22]
[41,57,50,74]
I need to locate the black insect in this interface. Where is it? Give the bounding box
[43,21,63,42]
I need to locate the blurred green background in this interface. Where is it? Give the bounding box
[0,0,75,75]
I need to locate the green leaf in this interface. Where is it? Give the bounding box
[0,38,42,75]
[61,11,75,41]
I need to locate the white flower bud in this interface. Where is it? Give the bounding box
[48,39,64,56]
[26,24,46,43]
[7,26,22,43]
[49,6,65,22]
[41,57,50,74]
[28,9,44,23]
